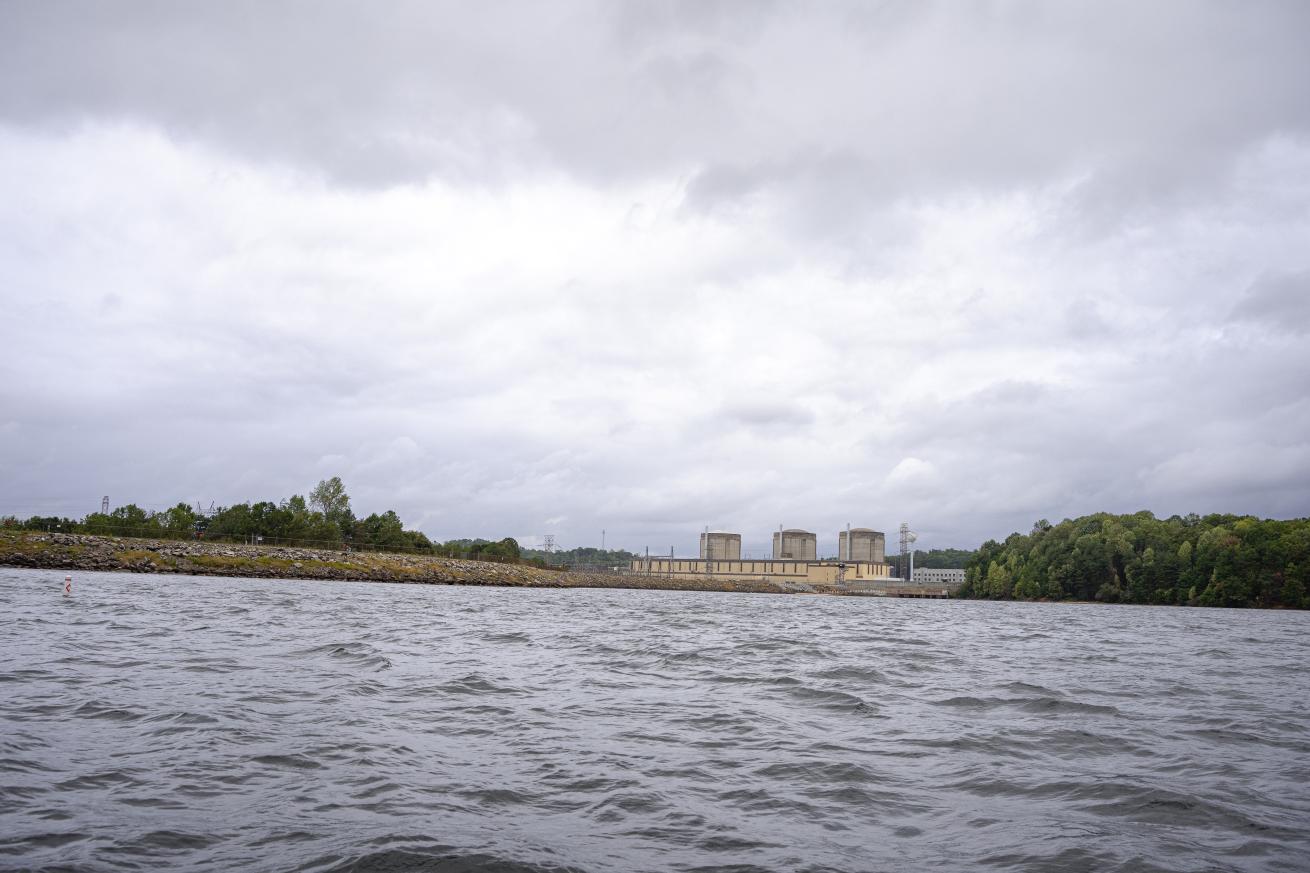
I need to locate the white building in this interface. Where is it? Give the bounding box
[912,567,966,587]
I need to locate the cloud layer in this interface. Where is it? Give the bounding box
[2,1,1308,555]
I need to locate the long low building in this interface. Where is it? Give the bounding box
[912,568,966,587]
[630,556,893,586]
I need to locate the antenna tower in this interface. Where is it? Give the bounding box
[100,495,109,514]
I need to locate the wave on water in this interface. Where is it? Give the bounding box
[299,847,589,873]
[1,567,1308,872]
[297,642,394,672]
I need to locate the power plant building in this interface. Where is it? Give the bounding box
[632,524,896,588]
[699,531,742,560]
[837,528,886,563]
[773,529,817,560]
[633,556,893,587]
[913,568,966,587]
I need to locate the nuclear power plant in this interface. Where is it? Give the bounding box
[634,525,897,588]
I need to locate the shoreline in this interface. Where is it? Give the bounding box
[0,531,810,596]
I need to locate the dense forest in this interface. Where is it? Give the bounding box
[906,547,975,570]
[3,478,523,561]
[960,511,1310,609]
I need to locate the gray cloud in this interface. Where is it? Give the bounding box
[1,1,1308,554]
[720,402,816,431]
[4,2,1308,197]
[1229,270,1310,333]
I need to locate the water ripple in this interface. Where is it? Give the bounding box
[1,567,1308,872]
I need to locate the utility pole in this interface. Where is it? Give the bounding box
[704,525,711,578]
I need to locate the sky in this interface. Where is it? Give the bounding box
[1,1,1308,557]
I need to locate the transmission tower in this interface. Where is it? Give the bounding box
[101,495,109,514]
[542,534,555,555]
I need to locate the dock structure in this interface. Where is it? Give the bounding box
[837,580,955,598]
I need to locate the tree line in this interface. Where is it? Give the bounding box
[520,546,638,570]
[876,547,977,583]
[2,478,526,562]
[902,547,975,572]
[960,511,1310,609]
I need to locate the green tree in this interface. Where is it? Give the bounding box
[355,510,407,551]
[161,503,198,538]
[985,560,1013,599]
[908,547,977,569]
[957,511,1309,609]
[310,477,353,538]
[74,505,154,537]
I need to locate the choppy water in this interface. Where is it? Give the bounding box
[1,568,1308,873]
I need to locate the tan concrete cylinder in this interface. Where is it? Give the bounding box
[699,532,742,560]
[772,529,817,560]
[838,528,886,563]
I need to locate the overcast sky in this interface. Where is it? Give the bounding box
[2,1,1308,556]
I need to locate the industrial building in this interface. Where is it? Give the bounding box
[913,568,966,587]
[772,529,817,560]
[837,528,886,563]
[699,531,741,560]
[633,556,893,586]
[633,525,894,588]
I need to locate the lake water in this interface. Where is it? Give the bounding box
[1,567,1308,872]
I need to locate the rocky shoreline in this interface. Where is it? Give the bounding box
[0,531,806,596]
